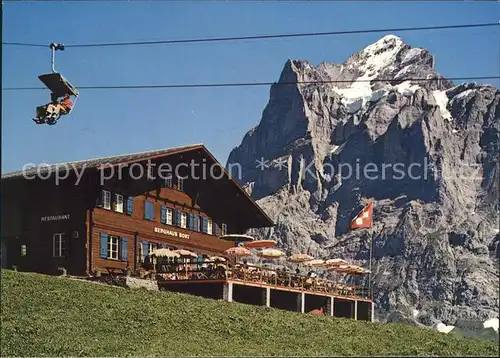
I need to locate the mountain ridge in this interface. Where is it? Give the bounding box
[226,34,499,327]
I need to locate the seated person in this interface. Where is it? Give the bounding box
[33,94,73,124]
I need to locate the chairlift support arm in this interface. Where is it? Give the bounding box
[49,43,65,73]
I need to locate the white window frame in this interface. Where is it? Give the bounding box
[207,219,213,235]
[114,194,124,213]
[102,190,111,210]
[164,175,173,188]
[108,235,119,260]
[21,244,27,256]
[53,233,65,257]
[166,208,173,225]
[221,223,227,236]
[177,176,184,191]
[148,242,157,255]
[137,243,144,263]
[180,212,187,229]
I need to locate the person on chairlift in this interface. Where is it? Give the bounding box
[33,94,73,124]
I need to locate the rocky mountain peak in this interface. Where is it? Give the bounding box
[227,34,499,328]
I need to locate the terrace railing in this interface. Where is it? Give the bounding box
[154,261,370,300]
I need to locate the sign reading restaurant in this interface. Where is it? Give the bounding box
[41,214,70,222]
[154,227,190,239]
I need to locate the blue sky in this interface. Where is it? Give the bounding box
[2,1,499,173]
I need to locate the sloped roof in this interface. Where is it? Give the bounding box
[1,144,204,180]
[1,144,274,228]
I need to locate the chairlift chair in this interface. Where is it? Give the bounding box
[33,43,79,125]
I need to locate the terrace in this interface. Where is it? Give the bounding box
[154,260,371,300]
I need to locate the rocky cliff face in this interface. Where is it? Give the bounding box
[227,35,499,326]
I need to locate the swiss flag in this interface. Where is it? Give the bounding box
[350,202,373,229]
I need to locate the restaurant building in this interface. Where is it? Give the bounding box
[0,144,274,276]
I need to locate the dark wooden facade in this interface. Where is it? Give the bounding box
[1,145,274,275]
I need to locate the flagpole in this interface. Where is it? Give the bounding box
[368,228,373,300]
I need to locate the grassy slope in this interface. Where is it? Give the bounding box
[1,269,498,357]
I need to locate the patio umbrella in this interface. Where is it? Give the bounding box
[303,259,326,267]
[173,249,198,258]
[173,249,198,277]
[329,264,361,274]
[287,253,314,274]
[220,234,255,247]
[244,239,277,249]
[288,253,314,263]
[325,258,348,267]
[223,246,252,258]
[256,248,285,281]
[149,248,180,258]
[257,248,285,259]
[149,248,180,272]
[208,256,227,262]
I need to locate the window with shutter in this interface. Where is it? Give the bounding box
[202,217,207,233]
[207,219,213,235]
[144,201,155,221]
[126,197,133,215]
[100,233,108,258]
[114,194,124,213]
[166,207,173,225]
[160,206,166,224]
[194,215,199,232]
[177,176,184,191]
[142,241,148,262]
[108,236,119,260]
[121,238,128,262]
[188,214,194,230]
[102,190,111,210]
[148,242,157,254]
[163,175,172,188]
[174,209,181,227]
[180,212,187,229]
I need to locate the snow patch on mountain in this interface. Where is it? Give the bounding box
[402,48,424,63]
[394,81,420,95]
[358,34,405,76]
[432,89,453,121]
[483,318,499,332]
[455,89,475,100]
[436,322,456,334]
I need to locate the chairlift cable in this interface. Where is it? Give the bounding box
[3,22,499,48]
[3,76,499,91]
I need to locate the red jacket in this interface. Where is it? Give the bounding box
[61,98,73,111]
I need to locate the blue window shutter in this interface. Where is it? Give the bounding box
[100,233,108,258]
[96,191,103,208]
[160,206,166,224]
[127,197,133,215]
[215,223,220,236]
[202,217,207,233]
[121,238,128,262]
[175,209,181,226]
[189,214,193,230]
[144,201,155,221]
[142,241,148,261]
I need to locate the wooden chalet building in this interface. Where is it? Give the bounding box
[1,144,274,276]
